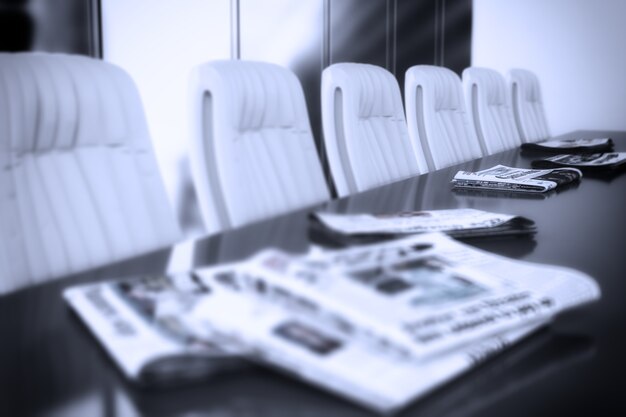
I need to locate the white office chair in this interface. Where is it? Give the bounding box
[321,63,427,198]
[189,60,329,234]
[405,65,483,171]
[508,69,551,143]
[0,53,181,295]
[462,67,521,155]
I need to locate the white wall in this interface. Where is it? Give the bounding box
[100,1,324,236]
[472,0,626,135]
[101,0,231,235]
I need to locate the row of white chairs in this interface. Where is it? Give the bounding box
[323,64,550,198]
[190,61,551,232]
[0,53,550,294]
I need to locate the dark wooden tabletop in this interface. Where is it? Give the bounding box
[1,131,625,417]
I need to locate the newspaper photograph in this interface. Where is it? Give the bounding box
[532,152,626,171]
[312,208,535,238]
[63,267,243,384]
[452,165,582,193]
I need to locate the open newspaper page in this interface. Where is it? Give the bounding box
[63,233,601,413]
[193,267,545,413]
[522,137,613,152]
[64,264,542,413]
[239,233,599,360]
[452,165,582,193]
[312,208,535,238]
[532,152,626,171]
[63,266,243,385]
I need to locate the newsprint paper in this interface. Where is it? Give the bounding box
[313,208,535,239]
[452,165,582,193]
[532,152,626,171]
[522,137,614,153]
[64,233,600,413]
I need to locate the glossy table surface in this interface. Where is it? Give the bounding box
[1,131,625,417]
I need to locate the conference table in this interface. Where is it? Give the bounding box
[1,130,625,417]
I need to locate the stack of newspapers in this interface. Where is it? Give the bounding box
[451,165,582,193]
[312,208,536,241]
[64,233,600,413]
[532,152,626,172]
[521,137,614,153]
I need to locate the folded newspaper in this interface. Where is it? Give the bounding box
[64,233,600,413]
[532,152,626,172]
[312,208,536,240]
[452,165,582,193]
[521,137,613,153]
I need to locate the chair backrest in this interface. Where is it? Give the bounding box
[462,67,521,154]
[405,65,483,171]
[321,63,427,197]
[508,69,551,143]
[0,53,181,294]
[189,60,329,233]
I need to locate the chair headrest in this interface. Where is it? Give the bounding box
[193,60,307,132]
[0,52,149,154]
[509,69,542,102]
[463,67,508,106]
[406,65,464,111]
[323,63,403,119]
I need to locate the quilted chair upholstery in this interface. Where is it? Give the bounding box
[508,69,551,143]
[189,60,329,233]
[462,67,521,155]
[0,53,181,295]
[405,65,483,171]
[321,63,427,197]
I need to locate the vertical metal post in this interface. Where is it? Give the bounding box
[392,0,397,75]
[385,0,398,75]
[441,0,446,67]
[231,0,241,59]
[434,0,446,67]
[434,0,440,65]
[440,0,446,67]
[322,0,331,68]
[386,0,392,72]
[322,0,334,195]
[88,0,103,58]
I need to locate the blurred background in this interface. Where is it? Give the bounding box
[2,0,624,236]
